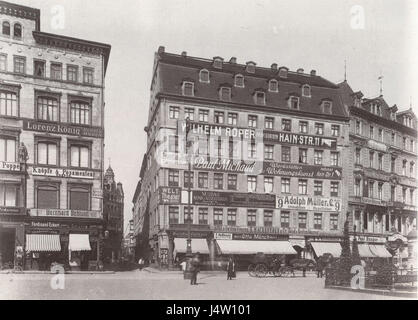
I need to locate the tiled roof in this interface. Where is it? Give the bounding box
[156,51,348,119]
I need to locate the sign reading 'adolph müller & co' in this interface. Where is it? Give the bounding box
[276,195,341,212]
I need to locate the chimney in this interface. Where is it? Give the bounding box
[297,68,304,74]
[310,70,316,76]
[271,63,278,71]
[181,51,187,57]
[229,57,237,64]
[158,46,165,54]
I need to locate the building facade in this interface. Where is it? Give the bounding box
[340,81,417,266]
[133,47,352,268]
[103,166,124,263]
[0,1,110,270]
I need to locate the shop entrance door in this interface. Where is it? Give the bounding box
[0,227,16,268]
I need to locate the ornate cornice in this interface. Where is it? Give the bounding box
[0,1,40,31]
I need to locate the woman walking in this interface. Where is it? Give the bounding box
[227,257,235,280]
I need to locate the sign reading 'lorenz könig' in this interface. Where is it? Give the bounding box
[193,191,276,209]
[23,120,104,138]
[264,131,337,149]
[263,162,342,180]
[277,196,341,212]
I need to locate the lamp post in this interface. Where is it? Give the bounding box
[184,117,193,279]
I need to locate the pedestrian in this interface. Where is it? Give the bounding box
[226,257,235,280]
[138,257,144,270]
[190,253,200,285]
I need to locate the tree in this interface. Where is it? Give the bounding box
[337,213,352,285]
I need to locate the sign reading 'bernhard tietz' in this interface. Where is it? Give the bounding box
[263,162,342,180]
[29,209,101,219]
[263,131,337,149]
[23,120,104,138]
[193,191,276,209]
[31,166,94,179]
[276,195,341,212]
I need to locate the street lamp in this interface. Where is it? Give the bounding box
[185,117,192,256]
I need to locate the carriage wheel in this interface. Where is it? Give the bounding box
[248,264,256,277]
[273,267,282,277]
[255,264,267,278]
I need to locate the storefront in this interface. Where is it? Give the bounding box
[306,235,343,260]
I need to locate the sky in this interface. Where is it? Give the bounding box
[11,0,418,233]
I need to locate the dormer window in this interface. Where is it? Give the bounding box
[254,91,266,105]
[213,57,223,69]
[199,69,210,83]
[219,87,231,101]
[234,74,244,88]
[246,62,256,74]
[354,97,361,108]
[13,23,22,39]
[322,101,333,114]
[2,21,10,36]
[302,85,311,97]
[289,96,299,109]
[278,67,288,78]
[182,81,194,96]
[391,111,396,120]
[269,80,278,92]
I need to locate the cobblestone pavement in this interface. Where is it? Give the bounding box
[0,271,411,300]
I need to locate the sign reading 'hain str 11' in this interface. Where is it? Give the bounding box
[23,120,104,138]
[263,131,337,149]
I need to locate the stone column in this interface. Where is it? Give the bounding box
[168,235,174,269]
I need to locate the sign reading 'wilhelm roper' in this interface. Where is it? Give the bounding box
[263,131,337,149]
[23,119,104,138]
[31,166,94,179]
[263,162,342,180]
[276,195,341,212]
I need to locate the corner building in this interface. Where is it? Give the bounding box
[0,1,110,270]
[133,47,351,269]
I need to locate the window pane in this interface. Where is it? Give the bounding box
[0,139,4,161]
[70,188,89,210]
[5,139,15,162]
[80,147,89,167]
[38,143,48,164]
[71,146,79,167]
[48,144,57,165]
[37,187,58,209]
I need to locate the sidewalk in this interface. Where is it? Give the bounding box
[326,285,417,299]
[0,270,115,275]
[142,266,226,275]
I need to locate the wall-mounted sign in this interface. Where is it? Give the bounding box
[368,140,387,152]
[214,232,233,240]
[276,196,341,212]
[263,162,342,180]
[350,235,386,243]
[263,131,337,149]
[0,207,25,215]
[178,121,260,140]
[0,161,21,172]
[170,230,210,239]
[232,233,287,241]
[23,119,104,138]
[29,209,102,219]
[31,167,94,179]
[159,187,181,204]
[192,191,276,209]
[193,156,260,174]
[92,189,103,199]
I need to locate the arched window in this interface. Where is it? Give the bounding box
[2,21,10,36]
[302,85,311,97]
[13,23,22,38]
[199,69,210,83]
[234,74,244,88]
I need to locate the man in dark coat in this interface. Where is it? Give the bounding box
[227,257,235,280]
[190,253,200,285]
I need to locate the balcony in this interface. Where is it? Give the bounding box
[29,208,102,219]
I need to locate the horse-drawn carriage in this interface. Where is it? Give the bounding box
[278,258,317,277]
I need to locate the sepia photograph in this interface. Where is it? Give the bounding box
[0,0,417,306]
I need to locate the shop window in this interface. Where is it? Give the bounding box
[0,182,19,207]
[70,99,91,125]
[0,137,16,162]
[67,65,79,82]
[36,183,59,209]
[36,140,58,166]
[37,96,59,122]
[69,142,90,168]
[68,185,90,210]
[34,60,45,78]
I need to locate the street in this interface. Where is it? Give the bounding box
[0,271,407,300]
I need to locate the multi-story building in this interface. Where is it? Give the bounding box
[133,47,352,268]
[0,1,110,270]
[103,166,124,263]
[340,81,417,265]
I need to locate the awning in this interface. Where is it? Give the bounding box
[311,242,342,257]
[357,244,375,258]
[369,245,392,258]
[68,234,91,251]
[174,238,209,254]
[216,240,297,255]
[26,234,61,252]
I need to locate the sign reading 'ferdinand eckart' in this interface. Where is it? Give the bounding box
[23,120,104,138]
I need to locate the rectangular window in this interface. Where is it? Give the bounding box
[369,151,374,168]
[355,179,361,197]
[378,183,383,200]
[67,65,78,82]
[355,120,362,135]
[280,211,290,228]
[0,54,7,71]
[264,145,274,160]
[281,178,290,193]
[402,188,407,204]
[290,97,299,109]
[368,181,374,198]
[402,160,407,176]
[37,96,59,122]
[33,60,45,78]
[68,184,90,210]
[0,91,18,117]
[182,82,194,96]
[228,113,238,125]
[264,176,273,193]
[247,210,257,227]
[264,210,273,227]
[70,100,91,125]
[331,182,339,197]
[410,189,415,205]
[199,109,209,122]
[214,173,223,190]
[378,154,383,171]
[169,207,179,224]
[410,163,415,178]
[298,212,307,229]
[214,111,224,124]
[282,146,291,162]
[13,56,25,74]
[0,183,19,207]
[169,106,179,119]
[185,108,194,121]
[370,126,374,139]
[282,119,292,132]
[331,125,340,137]
[391,186,396,202]
[355,148,361,165]
[298,179,308,195]
[299,121,308,133]
[37,141,58,166]
[299,148,308,164]
[247,176,257,192]
[168,170,179,187]
[330,214,339,230]
[331,152,339,167]
[314,150,323,165]
[248,115,257,128]
[184,207,193,224]
[378,129,383,142]
[315,123,324,135]
[264,117,274,130]
[36,183,59,209]
[220,87,231,101]
[83,67,94,84]
[227,174,237,190]
[314,181,323,196]
[198,208,208,225]
[0,137,16,162]
[50,63,62,80]
[314,213,323,230]
[69,144,90,168]
[168,135,179,153]
[227,209,237,226]
[255,92,265,105]
[248,142,257,159]
[214,208,223,226]
[198,172,209,188]
[184,171,194,189]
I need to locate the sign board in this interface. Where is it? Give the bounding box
[193,191,276,209]
[92,189,103,199]
[0,161,21,172]
[214,232,233,240]
[31,166,94,179]
[350,235,386,243]
[170,230,209,239]
[159,187,181,204]
[263,131,337,149]
[178,121,260,140]
[0,207,25,215]
[276,196,341,212]
[23,119,104,138]
[263,162,342,180]
[193,156,261,174]
[232,233,287,241]
[29,209,102,219]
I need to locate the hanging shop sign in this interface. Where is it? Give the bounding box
[23,119,104,138]
[263,131,337,149]
[192,191,276,209]
[159,187,181,204]
[31,166,95,179]
[29,209,102,219]
[276,196,341,212]
[193,156,260,174]
[0,161,21,172]
[263,162,342,180]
